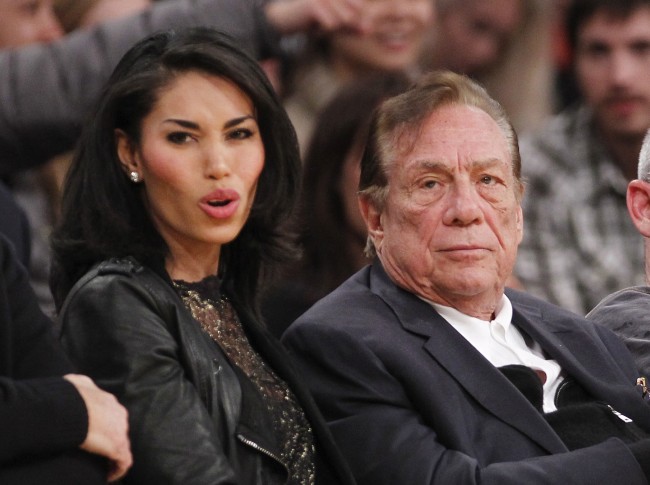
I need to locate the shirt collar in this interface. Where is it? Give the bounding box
[423,294,513,330]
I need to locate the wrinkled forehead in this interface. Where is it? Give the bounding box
[384,105,512,173]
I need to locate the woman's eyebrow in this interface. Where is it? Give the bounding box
[163,118,199,129]
[224,115,255,129]
[163,115,255,130]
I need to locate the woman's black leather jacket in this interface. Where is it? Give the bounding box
[58,258,355,484]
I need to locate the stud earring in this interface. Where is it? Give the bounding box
[129,171,140,183]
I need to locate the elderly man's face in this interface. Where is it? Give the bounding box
[364,103,522,319]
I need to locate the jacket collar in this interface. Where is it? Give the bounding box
[367,262,568,453]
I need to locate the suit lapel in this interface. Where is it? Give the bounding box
[368,264,567,454]
[509,294,650,429]
[509,295,633,389]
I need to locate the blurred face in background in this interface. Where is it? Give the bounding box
[0,0,63,47]
[329,0,434,79]
[432,0,523,76]
[575,6,650,141]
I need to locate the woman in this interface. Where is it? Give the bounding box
[51,28,354,484]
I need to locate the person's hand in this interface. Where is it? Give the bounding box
[64,374,132,482]
[265,0,369,36]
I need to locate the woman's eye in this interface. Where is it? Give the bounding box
[228,128,254,140]
[167,132,192,144]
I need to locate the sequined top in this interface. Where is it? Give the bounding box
[172,276,315,484]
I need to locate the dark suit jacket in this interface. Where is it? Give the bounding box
[0,234,105,484]
[283,262,650,485]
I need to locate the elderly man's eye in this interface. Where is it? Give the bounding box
[423,180,437,189]
[480,175,495,185]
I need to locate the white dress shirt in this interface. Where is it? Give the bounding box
[427,295,563,412]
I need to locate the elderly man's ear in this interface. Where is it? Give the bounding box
[359,196,383,249]
[627,180,650,238]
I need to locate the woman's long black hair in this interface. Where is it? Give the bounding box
[50,28,301,315]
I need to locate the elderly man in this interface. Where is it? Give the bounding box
[588,130,650,378]
[282,71,650,484]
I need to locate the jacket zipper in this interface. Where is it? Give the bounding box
[236,433,288,469]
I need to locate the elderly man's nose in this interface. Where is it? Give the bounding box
[442,185,483,225]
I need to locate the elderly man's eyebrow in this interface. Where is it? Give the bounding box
[472,158,508,170]
[406,159,449,172]
[406,158,506,172]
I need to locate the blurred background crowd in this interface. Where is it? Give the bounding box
[0,0,648,329]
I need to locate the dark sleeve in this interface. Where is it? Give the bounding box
[0,449,106,485]
[0,182,30,268]
[587,287,650,379]
[0,233,71,377]
[0,377,88,464]
[282,317,648,485]
[0,235,97,474]
[60,273,237,484]
[0,0,278,174]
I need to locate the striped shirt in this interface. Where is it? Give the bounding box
[515,106,645,315]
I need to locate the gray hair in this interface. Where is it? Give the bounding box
[358,70,523,257]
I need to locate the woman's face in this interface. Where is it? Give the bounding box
[116,71,265,270]
[329,0,433,77]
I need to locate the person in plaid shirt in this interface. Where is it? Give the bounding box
[515,0,650,314]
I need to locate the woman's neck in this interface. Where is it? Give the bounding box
[165,244,221,283]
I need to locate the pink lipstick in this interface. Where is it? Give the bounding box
[199,188,240,219]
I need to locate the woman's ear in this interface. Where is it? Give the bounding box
[115,129,141,179]
[627,179,650,238]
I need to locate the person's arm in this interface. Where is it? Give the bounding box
[60,272,237,484]
[0,376,88,463]
[0,0,365,175]
[0,235,131,480]
[282,317,649,485]
[587,288,650,379]
[0,234,132,478]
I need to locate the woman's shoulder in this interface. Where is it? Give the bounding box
[62,257,175,312]
[58,257,187,344]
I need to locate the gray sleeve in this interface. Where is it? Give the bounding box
[0,0,277,174]
[587,287,650,379]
